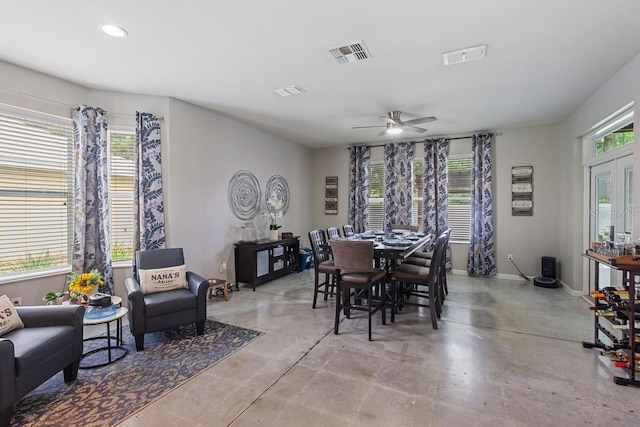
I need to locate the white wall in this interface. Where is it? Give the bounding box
[557,52,640,293]
[0,60,313,304]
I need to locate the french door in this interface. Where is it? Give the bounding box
[590,155,634,287]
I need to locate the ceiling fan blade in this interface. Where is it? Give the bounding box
[352,125,386,129]
[404,125,428,133]
[378,115,397,124]
[403,116,437,126]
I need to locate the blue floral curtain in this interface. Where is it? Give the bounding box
[133,112,166,262]
[72,106,113,293]
[422,138,451,267]
[348,146,370,233]
[384,142,414,231]
[467,133,496,276]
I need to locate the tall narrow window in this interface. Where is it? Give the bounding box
[447,155,472,242]
[0,111,73,277]
[368,162,385,231]
[109,131,135,261]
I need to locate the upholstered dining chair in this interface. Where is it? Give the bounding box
[326,226,342,240]
[403,229,451,302]
[389,230,447,329]
[330,240,387,341]
[308,229,336,308]
[124,248,209,351]
[342,224,355,237]
[392,223,419,232]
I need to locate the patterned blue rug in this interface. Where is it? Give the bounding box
[11,320,263,427]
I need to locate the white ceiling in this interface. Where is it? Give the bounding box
[1,0,640,148]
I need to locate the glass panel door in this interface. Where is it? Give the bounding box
[590,155,633,288]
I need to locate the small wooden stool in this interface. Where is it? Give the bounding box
[207,278,229,301]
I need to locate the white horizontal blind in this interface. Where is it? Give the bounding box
[368,162,385,231]
[109,131,135,261]
[448,155,472,242]
[0,111,73,276]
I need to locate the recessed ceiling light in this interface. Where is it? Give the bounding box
[100,24,128,38]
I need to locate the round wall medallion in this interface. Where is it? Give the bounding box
[265,175,289,216]
[228,170,261,220]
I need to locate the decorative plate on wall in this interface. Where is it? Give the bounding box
[228,170,262,220]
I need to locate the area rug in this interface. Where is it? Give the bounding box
[11,320,263,427]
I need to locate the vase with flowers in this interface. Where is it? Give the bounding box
[263,192,284,240]
[68,268,103,304]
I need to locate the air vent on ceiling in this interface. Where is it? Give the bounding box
[443,44,487,65]
[272,84,306,97]
[328,41,371,64]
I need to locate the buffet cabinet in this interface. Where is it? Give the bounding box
[582,250,640,387]
[234,237,300,290]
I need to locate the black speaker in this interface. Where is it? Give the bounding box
[542,256,556,278]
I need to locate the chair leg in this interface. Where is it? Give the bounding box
[135,334,145,351]
[196,319,205,335]
[429,283,438,330]
[367,291,372,341]
[334,283,342,335]
[312,270,320,308]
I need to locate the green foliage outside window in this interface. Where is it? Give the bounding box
[595,123,633,155]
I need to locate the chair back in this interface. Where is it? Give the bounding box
[309,229,331,264]
[326,227,341,240]
[330,240,374,272]
[343,224,355,237]
[135,248,185,280]
[392,223,418,232]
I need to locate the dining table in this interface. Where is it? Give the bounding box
[345,230,432,271]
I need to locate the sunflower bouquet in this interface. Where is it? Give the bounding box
[68,268,103,303]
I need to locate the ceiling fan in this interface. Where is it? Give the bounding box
[353,111,437,136]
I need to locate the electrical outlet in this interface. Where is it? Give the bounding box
[220,262,227,273]
[507,254,514,262]
[11,297,22,307]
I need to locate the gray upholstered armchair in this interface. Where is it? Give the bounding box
[0,305,85,427]
[124,248,209,351]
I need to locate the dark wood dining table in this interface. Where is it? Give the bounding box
[321,231,432,270]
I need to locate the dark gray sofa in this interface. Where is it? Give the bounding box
[0,304,85,427]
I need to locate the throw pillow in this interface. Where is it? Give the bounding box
[0,294,25,335]
[138,264,188,294]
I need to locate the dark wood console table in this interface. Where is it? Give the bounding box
[234,236,300,290]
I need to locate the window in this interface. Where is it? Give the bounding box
[595,122,633,156]
[412,156,472,242]
[447,156,472,242]
[109,131,135,261]
[0,111,74,277]
[369,156,472,240]
[368,162,385,230]
[0,108,135,279]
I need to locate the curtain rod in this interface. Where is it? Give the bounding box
[348,131,498,149]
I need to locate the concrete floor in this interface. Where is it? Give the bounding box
[117,271,640,427]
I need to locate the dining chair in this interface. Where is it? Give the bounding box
[392,223,418,232]
[330,240,387,341]
[403,229,451,302]
[326,226,342,240]
[342,224,355,237]
[389,231,447,329]
[308,229,336,308]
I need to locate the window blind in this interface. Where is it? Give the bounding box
[447,156,472,242]
[109,131,135,261]
[0,112,73,275]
